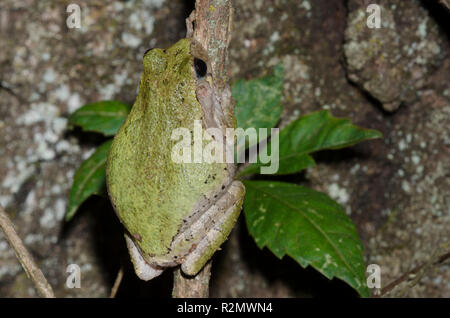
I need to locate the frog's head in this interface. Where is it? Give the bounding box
[139,38,216,128]
[142,38,211,90]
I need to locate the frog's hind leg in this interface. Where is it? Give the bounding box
[125,233,164,281]
[180,181,245,276]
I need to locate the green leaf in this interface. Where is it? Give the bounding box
[243,180,370,297]
[239,110,382,176]
[232,65,284,150]
[69,101,131,136]
[66,140,112,221]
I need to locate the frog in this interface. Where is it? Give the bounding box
[106,37,245,280]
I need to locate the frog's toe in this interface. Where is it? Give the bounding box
[125,234,164,281]
[181,181,245,276]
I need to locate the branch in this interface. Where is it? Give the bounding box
[439,0,450,10]
[0,205,55,298]
[171,0,233,298]
[377,243,450,297]
[191,0,233,89]
[173,261,212,298]
[109,266,124,298]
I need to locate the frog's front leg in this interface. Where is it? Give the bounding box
[125,233,164,281]
[180,180,245,276]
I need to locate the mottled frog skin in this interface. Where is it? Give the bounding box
[106,38,245,280]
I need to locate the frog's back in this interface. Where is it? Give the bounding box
[106,39,228,261]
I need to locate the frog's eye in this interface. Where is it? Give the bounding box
[194,58,207,79]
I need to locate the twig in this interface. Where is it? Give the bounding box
[377,243,450,297]
[109,266,124,298]
[0,205,55,298]
[173,261,212,298]
[171,0,233,298]
[0,80,26,104]
[439,0,450,10]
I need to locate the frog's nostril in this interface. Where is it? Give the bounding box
[194,58,207,78]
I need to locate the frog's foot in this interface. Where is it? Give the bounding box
[180,180,245,276]
[125,234,164,281]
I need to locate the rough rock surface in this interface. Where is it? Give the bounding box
[344,0,445,111]
[0,0,448,297]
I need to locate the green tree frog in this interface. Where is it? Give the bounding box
[106,38,245,280]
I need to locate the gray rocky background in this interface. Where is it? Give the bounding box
[0,0,448,297]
